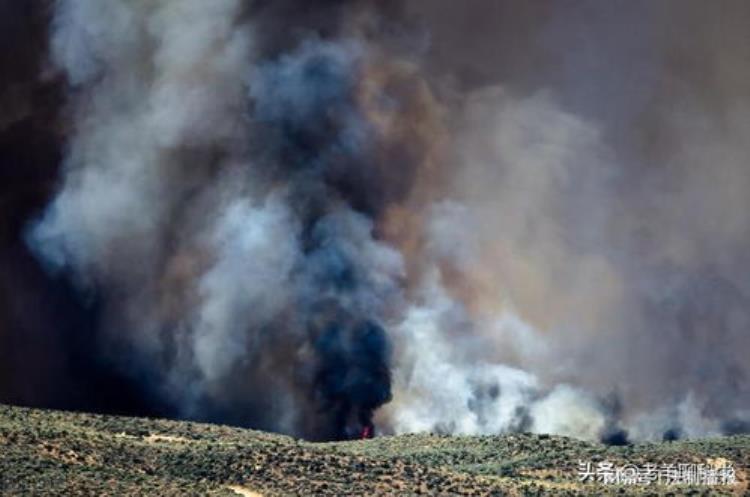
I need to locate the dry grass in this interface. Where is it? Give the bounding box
[0,404,747,496]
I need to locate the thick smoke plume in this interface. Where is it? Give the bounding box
[28,0,417,440]
[1,0,749,442]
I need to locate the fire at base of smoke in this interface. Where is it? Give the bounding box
[2,0,749,443]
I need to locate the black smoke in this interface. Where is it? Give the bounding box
[3,0,750,443]
[3,0,416,441]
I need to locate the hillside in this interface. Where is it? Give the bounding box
[0,404,747,496]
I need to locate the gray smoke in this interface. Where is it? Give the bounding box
[381,1,750,441]
[31,0,406,440]
[22,0,750,442]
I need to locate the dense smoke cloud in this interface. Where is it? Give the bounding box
[27,0,416,440]
[2,0,749,442]
[381,0,750,441]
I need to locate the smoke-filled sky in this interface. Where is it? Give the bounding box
[2,0,750,442]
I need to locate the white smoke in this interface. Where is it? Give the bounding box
[384,76,750,441]
[30,0,405,437]
[33,0,256,375]
[192,195,299,384]
[26,0,750,442]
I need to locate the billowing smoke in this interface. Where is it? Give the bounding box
[27,0,416,440]
[378,1,750,442]
[2,0,749,442]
